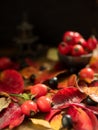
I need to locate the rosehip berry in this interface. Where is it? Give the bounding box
[21,100,38,116]
[74,37,88,49]
[58,41,71,55]
[36,96,52,112]
[79,67,94,80]
[87,35,98,51]
[71,44,85,56]
[62,31,75,45]
[30,84,48,98]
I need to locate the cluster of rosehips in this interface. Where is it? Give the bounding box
[58,31,98,56]
[20,84,52,116]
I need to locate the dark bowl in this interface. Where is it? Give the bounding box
[58,52,92,69]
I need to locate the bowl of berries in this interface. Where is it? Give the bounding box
[58,31,98,69]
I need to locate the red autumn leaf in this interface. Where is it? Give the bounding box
[67,106,94,130]
[45,108,61,122]
[57,78,68,89]
[46,101,98,124]
[0,103,24,129]
[9,113,24,129]
[58,74,77,89]
[35,70,66,84]
[89,80,98,87]
[86,105,98,115]
[60,102,98,117]
[77,80,88,92]
[0,69,24,94]
[67,74,77,87]
[45,102,75,122]
[85,109,98,130]
[52,87,86,105]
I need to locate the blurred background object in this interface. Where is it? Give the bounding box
[0,0,98,54]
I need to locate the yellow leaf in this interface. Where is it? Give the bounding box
[81,86,98,102]
[50,113,62,130]
[0,96,11,112]
[30,118,51,129]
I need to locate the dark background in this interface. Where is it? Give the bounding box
[0,0,98,48]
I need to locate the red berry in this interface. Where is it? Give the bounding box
[79,67,94,80]
[74,32,83,39]
[36,96,52,112]
[74,37,88,48]
[0,57,12,70]
[21,100,38,116]
[87,35,98,51]
[63,31,83,45]
[62,31,75,45]
[71,44,85,56]
[58,41,71,55]
[30,84,48,98]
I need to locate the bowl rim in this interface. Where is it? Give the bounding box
[58,51,93,58]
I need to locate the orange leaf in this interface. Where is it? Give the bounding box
[68,74,77,87]
[20,66,38,79]
[50,113,62,130]
[80,86,98,102]
[58,74,77,89]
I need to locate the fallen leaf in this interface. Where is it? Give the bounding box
[0,103,24,129]
[30,118,51,129]
[58,74,77,89]
[52,87,86,105]
[0,97,11,112]
[80,86,98,102]
[50,113,62,130]
[67,106,94,130]
[20,66,38,79]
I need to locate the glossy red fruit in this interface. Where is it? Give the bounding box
[71,44,85,56]
[30,84,48,98]
[62,31,75,45]
[21,100,38,116]
[58,41,71,55]
[63,31,83,45]
[36,96,52,112]
[74,32,83,39]
[0,69,24,94]
[87,35,98,51]
[74,37,88,49]
[79,67,94,80]
[0,57,12,70]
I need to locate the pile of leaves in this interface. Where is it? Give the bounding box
[0,56,98,130]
